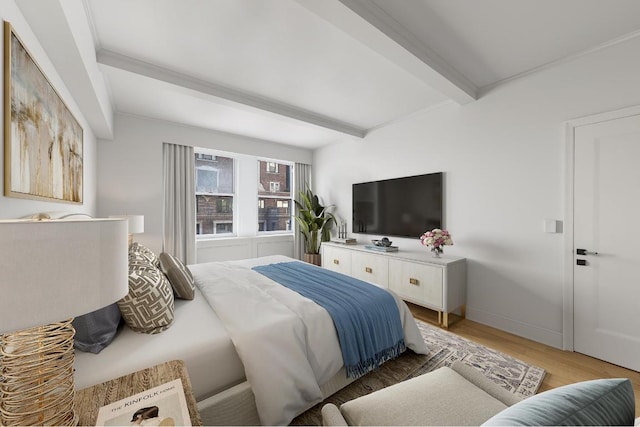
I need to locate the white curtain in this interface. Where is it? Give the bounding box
[294,163,312,260]
[163,143,196,264]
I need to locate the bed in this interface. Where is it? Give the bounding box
[74,254,428,426]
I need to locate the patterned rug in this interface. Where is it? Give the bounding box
[291,320,545,425]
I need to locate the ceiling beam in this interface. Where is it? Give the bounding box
[96,49,366,139]
[296,0,477,105]
[16,0,115,139]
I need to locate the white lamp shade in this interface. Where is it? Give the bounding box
[0,218,129,334]
[126,215,144,234]
[109,214,144,234]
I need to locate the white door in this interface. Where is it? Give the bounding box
[574,114,640,371]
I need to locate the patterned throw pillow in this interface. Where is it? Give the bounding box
[159,252,195,300]
[129,242,159,267]
[118,267,174,334]
[128,251,158,272]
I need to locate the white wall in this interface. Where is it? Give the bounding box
[0,0,98,219]
[314,36,640,348]
[97,113,312,255]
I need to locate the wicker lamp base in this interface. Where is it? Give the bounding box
[0,319,78,426]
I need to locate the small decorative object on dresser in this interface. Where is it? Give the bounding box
[333,224,357,244]
[420,228,454,257]
[372,237,392,247]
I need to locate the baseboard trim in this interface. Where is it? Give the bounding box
[466,307,563,349]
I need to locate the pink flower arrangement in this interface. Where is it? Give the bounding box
[420,228,453,255]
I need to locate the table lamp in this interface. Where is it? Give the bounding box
[0,218,128,426]
[110,214,144,245]
[125,214,144,245]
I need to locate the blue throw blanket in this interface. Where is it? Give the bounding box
[252,261,406,378]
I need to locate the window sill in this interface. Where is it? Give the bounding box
[197,233,293,245]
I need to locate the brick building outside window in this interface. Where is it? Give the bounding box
[195,153,234,235]
[258,160,292,232]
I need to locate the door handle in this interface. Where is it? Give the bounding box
[576,248,598,256]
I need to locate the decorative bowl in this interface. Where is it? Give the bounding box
[371,238,392,247]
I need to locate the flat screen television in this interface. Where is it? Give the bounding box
[352,172,443,238]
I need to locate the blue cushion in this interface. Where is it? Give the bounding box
[72,303,122,353]
[482,378,635,426]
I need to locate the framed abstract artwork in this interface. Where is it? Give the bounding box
[3,21,83,204]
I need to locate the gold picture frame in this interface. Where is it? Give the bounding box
[4,21,83,204]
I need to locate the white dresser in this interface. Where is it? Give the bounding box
[321,242,467,327]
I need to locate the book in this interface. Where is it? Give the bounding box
[95,378,191,426]
[331,238,357,244]
[364,245,399,252]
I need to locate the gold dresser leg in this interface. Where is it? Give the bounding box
[442,312,449,328]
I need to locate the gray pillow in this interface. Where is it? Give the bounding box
[159,252,195,300]
[482,378,635,426]
[72,303,122,353]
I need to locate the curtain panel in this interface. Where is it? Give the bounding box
[163,143,196,264]
[294,163,311,260]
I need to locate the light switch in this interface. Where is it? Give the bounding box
[544,219,560,233]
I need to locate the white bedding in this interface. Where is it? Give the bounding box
[189,255,428,426]
[73,286,245,400]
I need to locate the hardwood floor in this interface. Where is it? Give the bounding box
[407,303,640,414]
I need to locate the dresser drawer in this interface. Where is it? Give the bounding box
[321,245,352,275]
[351,251,388,288]
[388,259,443,309]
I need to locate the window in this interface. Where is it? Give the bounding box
[258,160,292,232]
[214,222,233,233]
[216,198,232,213]
[196,168,218,193]
[196,153,214,161]
[194,152,294,237]
[266,162,279,173]
[195,152,234,236]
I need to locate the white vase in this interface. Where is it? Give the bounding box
[431,247,442,258]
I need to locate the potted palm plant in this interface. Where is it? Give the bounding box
[294,185,335,266]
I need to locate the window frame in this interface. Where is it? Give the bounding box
[266,162,279,173]
[257,159,294,235]
[195,149,236,239]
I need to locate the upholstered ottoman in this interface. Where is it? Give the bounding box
[323,362,636,426]
[322,361,522,426]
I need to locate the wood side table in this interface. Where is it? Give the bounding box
[75,359,202,426]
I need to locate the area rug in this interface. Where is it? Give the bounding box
[291,320,545,426]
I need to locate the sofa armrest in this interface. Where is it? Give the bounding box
[451,361,523,406]
[322,403,349,426]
